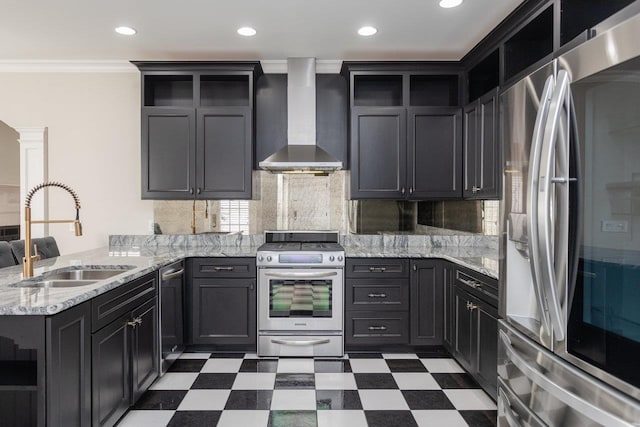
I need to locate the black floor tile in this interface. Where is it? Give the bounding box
[167,410,222,427]
[239,359,279,373]
[268,410,317,427]
[209,352,246,358]
[401,390,455,410]
[348,353,383,359]
[314,359,352,373]
[275,373,315,389]
[190,373,237,389]
[365,410,418,427]
[316,390,363,410]
[460,410,498,427]
[224,390,273,410]
[432,372,480,389]
[415,347,450,358]
[354,373,398,389]
[386,359,428,372]
[167,359,206,373]
[131,390,187,410]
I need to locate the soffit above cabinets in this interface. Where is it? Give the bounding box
[0,0,523,61]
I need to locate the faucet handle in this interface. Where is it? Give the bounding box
[32,243,41,261]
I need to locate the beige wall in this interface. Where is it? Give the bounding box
[0,121,19,185]
[0,71,153,254]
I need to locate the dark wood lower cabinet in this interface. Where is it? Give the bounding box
[47,301,92,427]
[452,284,498,400]
[442,263,455,352]
[92,313,130,427]
[131,298,159,402]
[346,311,410,346]
[191,277,256,347]
[410,260,444,346]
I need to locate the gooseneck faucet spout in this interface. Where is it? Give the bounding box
[23,182,82,278]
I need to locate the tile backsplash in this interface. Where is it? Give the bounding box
[153,171,499,236]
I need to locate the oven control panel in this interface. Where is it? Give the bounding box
[257,251,345,267]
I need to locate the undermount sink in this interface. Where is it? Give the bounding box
[17,279,99,288]
[45,269,132,281]
[11,265,136,288]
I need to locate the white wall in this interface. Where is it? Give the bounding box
[0,71,153,254]
[0,121,19,185]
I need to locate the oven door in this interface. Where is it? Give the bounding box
[258,268,343,332]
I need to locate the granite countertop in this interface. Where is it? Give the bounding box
[0,242,498,316]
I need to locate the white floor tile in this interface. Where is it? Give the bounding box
[217,410,270,427]
[412,410,468,427]
[244,353,260,359]
[201,358,243,373]
[232,373,276,390]
[116,410,173,427]
[177,390,230,411]
[349,359,391,373]
[421,358,465,373]
[444,389,497,410]
[277,358,315,373]
[315,373,357,390]
[392,373,440,390]
[317,410,368,427]
[178,352,211,359]
[358,390,409,410]
[149,373,198,390]
[270,390,317,410]
[382,353,419,359]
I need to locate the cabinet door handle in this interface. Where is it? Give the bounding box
[401,187,406,195]
[472,186,482,193]
[367,293,387,298]
[466,302,479,311]
[135,317,143,325]
[368,266,387,273]
[368,325,387,331]
[459,277,482,289]
[126,320,138,328]
[413,264,417,271]
[197,187,202,194]
[161,268,185,281]
[189,188,194,195]
[409,187,414,194]
[213,266,234,271]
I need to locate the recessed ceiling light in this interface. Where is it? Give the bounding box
[358,26,377,36]
[114,26,137,36]
[237,27,257,36]
[439,0,463,8]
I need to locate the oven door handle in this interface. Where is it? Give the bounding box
[263,271,338,279]
[270,338,331,347]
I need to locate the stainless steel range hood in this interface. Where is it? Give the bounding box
[259,58,343,174]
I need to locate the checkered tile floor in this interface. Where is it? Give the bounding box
[116,351,497,427]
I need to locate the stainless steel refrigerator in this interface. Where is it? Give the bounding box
[499,10,640,427]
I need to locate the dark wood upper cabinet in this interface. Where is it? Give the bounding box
[463,89,499,200]
[342,63,463,201]
[134,62,262,200]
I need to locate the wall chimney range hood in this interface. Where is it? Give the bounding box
[259,58,343,175]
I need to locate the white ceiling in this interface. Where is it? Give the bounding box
[0,0,523,62]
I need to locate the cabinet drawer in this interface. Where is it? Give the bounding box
[190,258,256,278]
[92,272,157,333]
[345,311,409,345]
[455,268,498,306]
[346,258,409,278]
[346,279,409,311]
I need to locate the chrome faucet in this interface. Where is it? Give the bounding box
[23,182,82,278]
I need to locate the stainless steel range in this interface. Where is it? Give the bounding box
[257,231,344,357]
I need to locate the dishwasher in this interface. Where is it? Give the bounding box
[159,260,185,374]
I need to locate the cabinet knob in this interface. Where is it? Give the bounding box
[197,187,202,194]
[413,264,417,271]
[189,188,194,195]
[409,187,413,195]
[401,187,406,195]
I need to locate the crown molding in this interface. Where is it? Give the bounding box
[0,60,137,73]
[260,59,343,74]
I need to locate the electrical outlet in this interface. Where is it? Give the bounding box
[148,219,155,233]
[601,220,628,233]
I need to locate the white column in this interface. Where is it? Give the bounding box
[16,127,48,238]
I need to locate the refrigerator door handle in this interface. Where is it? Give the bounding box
[538,70,571,342]
[526,74,555,334]
[499,331,637,427]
